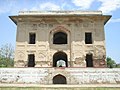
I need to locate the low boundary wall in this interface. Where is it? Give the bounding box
[0,68,120,85]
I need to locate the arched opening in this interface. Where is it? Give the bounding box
[53,74,67,84]
[57,60,66,67]
[53,52,68,67]
[53,32,67,44]
[86,54,93,67]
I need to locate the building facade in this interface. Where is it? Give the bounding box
[10,11,111,68]
[1,11,120,85]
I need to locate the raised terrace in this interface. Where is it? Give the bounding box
[0,68,120,85]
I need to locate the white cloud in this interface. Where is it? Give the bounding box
[0,1,28,15]
[0,1,61,15]
[109,18,120,23]
[0,1,16,14]
[71,0,95,9]
[71,0,120,14]
[39,2,60,10]
[31,2,61,11]
[61,2,76,10]
[0,0,120,15]
[31,7,39,11]
[98,0,120,14]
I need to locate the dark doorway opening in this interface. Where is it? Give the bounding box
[86,54,93,67]
[53,74,67,84]
[28,54,35,67]
[53,52,68,67]
[53,32,67,44]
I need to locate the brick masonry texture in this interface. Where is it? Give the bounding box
[0,68,120,84]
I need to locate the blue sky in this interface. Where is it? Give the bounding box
[0,0,120,63]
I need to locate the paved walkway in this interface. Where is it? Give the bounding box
[0,84,120,87]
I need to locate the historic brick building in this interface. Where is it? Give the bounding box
[1,11,120,85]
[10,11,111,68]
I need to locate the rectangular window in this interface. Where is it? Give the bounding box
[29,33,36,44]
[28,54,35,67]
[85,32,92,44]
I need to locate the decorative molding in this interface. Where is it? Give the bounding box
[17,51,25,60]
[38,53,46,61]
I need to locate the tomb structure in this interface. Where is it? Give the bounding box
[1,11,119,85]
[10,11,111,68]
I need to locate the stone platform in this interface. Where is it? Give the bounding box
[0,68,120,85]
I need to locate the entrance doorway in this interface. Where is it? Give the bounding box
[86,54,93,67]
[53,74,67,84]
[28,54,35,67]
[53,52,68,67]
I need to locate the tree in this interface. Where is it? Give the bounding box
[0,43,14,67]
[106,57,116,68]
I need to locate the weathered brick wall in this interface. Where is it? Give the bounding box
[0,68,120,84]
[13,12,110,68]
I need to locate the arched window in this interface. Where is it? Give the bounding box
[53,52,68,67]
[53,74,67,84]
[86,54,93,67]
[53,32,67,44]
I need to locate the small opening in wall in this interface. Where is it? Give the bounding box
[53,32,67,44]
[85,32,92,44]
[28,54,35,67]
[57,60,66,67]
[86,54,93,67]
[53,74,67,84]
[29,33,36,44]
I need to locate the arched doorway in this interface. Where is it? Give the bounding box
[53,52,68,67]
[86,54,93,67]
[53,32,67,44]
[53,74,67,84]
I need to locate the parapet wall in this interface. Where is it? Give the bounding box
[0,68,120,84]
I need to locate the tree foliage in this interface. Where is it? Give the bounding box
[106,57,116,68]
[115,64,120,68]
[0,43,14,67]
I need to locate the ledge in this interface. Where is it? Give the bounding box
[19,11,102,16]
[0,84,120,87]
